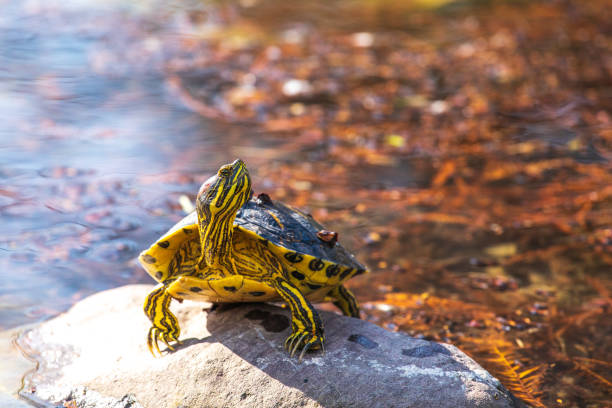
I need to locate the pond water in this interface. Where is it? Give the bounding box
[1,0,610,407]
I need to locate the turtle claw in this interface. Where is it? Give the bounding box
[163,332,181,351]
[147,327,159,356]
[298,341,313,362]
[147,326,180,357]
[284,330,324,361]
[290,333,308,358]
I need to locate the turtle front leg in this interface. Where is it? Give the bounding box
[329,284,360,318]
[143,283,181,356]
[272,277,325,361]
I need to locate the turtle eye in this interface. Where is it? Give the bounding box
[219,166,231,177]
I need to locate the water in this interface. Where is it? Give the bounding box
[0,0,236,329]
[0,0,610,406]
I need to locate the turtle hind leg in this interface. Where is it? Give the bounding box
[272,277,324,361]
[329,284,360,318]
[144,283,181,356]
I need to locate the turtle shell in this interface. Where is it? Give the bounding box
[139,195,367,286]
[235,197,367,281]
[138,210,199,283]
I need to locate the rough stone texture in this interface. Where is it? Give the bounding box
[18,285,522,408]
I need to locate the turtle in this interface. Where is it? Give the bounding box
[139,159,368,360]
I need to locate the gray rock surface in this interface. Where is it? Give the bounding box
[17,285,522,408]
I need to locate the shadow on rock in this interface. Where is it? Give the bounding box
[204,303,521,408]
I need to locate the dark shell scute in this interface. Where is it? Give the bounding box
[340,268,353,279]
[142,254,156,264]
[308,258,325,271]
[326,264,341,277]
[284,252,304,263]
[291,270,305,280]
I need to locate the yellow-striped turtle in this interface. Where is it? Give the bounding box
[139,159,367,360]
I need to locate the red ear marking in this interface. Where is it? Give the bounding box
[197,174,218,197]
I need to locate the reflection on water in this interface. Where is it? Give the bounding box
[0,0,610,406]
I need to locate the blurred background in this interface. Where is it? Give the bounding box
[0,0,610,406]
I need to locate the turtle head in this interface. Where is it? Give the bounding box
[195,159,251,269]
[196,159,252,219]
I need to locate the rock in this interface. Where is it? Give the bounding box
[17,285,522,408]
[0,325,37,407]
